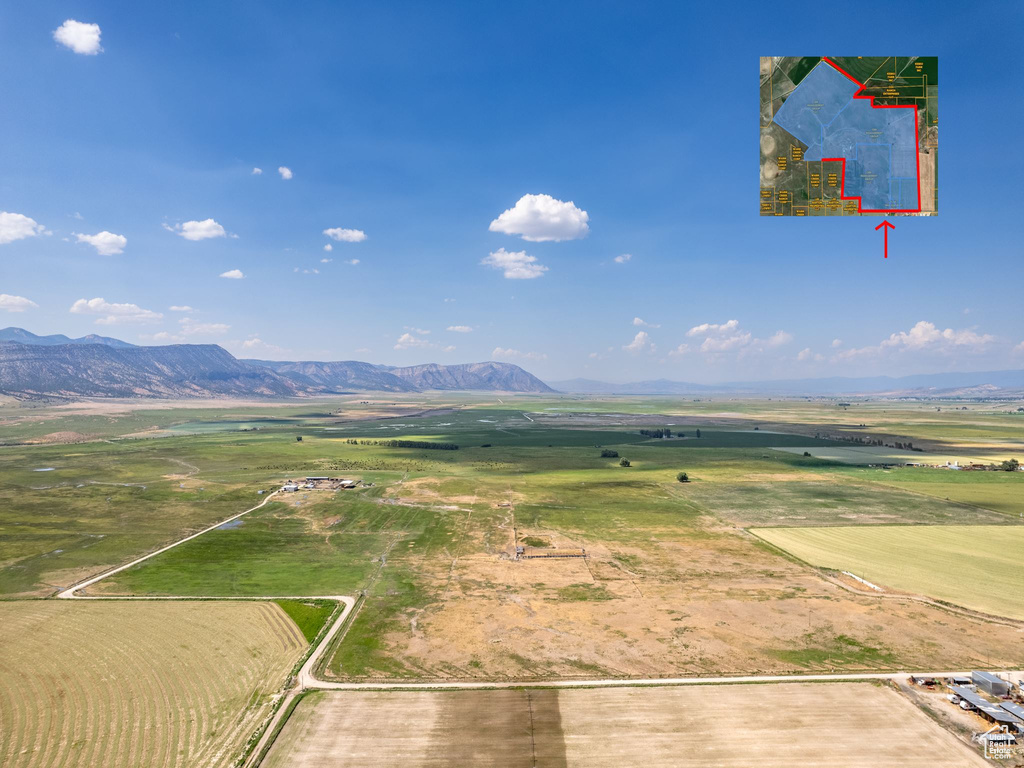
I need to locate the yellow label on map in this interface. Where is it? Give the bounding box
[791,146,803,161]
[777,156,788,171]
[810,173,820,187]
[827,173,838,186]
[778,190,790,203]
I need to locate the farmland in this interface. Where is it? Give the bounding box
[263,684,985,767]
[0,600,306,768]
[752,525,1024,620]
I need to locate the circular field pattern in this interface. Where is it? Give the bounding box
[0,600,305,768]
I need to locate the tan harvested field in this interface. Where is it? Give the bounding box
[0,600,306,768]
[264,684,986,767]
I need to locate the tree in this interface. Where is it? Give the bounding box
[296,436,303,442]
[803,451,811,457]
[1001,458,1020,472]
[619,458,631,467]
[601,449,619,458]
[677,472,689,483]
[696,429,701,438]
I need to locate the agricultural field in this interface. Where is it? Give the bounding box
[264,684,985,768]
[0,600,306,768]
[752,525,1024,620]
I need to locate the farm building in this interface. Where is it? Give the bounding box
[973,671,1011,697]
[1001,702,1024,732]
[950,687,1023,728]
[283,483,299,492]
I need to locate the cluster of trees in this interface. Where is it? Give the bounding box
[1000,458,1020,471]
[600,449,619,458]
[640,428,674,438]
[344,438,459,450]
[813,432,922,452]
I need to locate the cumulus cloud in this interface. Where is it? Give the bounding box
[624,331,655,354]
[220,269,244,279]
[75,231,126,255]
[633,317,660,328]
[252,167,263,175]
[0,212,45,245]
[320,257,332,264]
[345,258,360,266]
[668,343,690,357]
[323,243,333,252]
[838,321,996,360]
[481,248,548,279]
[1014,341,1024,356]
[0,294,38,312]
[832,339,843,348]
[614,253,632,264]
[488,193,589,242]
[169,305,194,312]
[278,166,293,180]
[394,332,433,350]
[235,336,289,357]
[685,319,792,355]
[323,227,367,243]
[492,347,547,361]
[70,297,162,325]
[797,347,824,362]
[53,20,102,55]
[447,325,473,333]
[167,219,227,241]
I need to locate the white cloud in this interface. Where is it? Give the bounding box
[489,194,589,242]
[0,212,45,245]
[278,166,293,180]
[687,319,740,338]
[614,253,632,264]
[492,346,547,361]
[168,219,227,241]
[345,258,360,266]
[252,167,263,175]
[220,269,244,279]
[169,305,193,312]
[831,338,843,348]
[838,321,996,360]
[53,20,102,55]
[320,257,332,263]
[685,319,792,355]
[447,325,473,333]
[394,332,433,350]
[75,231,126,256]
[235,336,289,358]
[70,297,162,325]
[71,212,84,220]
[179,317,229,336]
[0,294,38,312]
[668,343,690,357]
[323,243,333,252]
[442,345,456,353]
[766,330,793,347]
[797,347,823,362]
[633,317,660,328]
[323,227,367,243]
[404,327,430,335]
[624,331,655,354]
[443,298,455,303]
[481,248,548,279]
[1013,341,1024,356]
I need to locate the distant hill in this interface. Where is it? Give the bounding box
[249,359,555,393]
[247,360,416,392]
[0,341,301,399]
[0,327,555,399]
[0,326,136,349]
[548,370,1024,396]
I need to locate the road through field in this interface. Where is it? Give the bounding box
[54,484,1021,767]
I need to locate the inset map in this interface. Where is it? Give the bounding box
[760,57,937,216]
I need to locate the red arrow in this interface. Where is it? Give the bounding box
[874,219,895,258]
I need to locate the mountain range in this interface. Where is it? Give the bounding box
[0,327,553,400]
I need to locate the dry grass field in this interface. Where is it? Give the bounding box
[0,600,306,768]
[263,684,986,767]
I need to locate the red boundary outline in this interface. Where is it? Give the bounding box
[819,56,921,214]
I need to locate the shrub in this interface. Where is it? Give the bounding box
[619,458,631,467]
[601,449,619,458]
[677,472,689,483]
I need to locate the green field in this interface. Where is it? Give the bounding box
[752,525,1024,620]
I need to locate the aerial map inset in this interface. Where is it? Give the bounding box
[760,57,937,216]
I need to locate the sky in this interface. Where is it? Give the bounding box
[1,1,1022,384]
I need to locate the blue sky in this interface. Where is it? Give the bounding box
[1,1,1021,383]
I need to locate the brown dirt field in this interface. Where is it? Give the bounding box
[24,430,91,444]
[0,600,306,768]
[919,147,937,212]
[330,525,1024,681]
[263,684,986,768]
